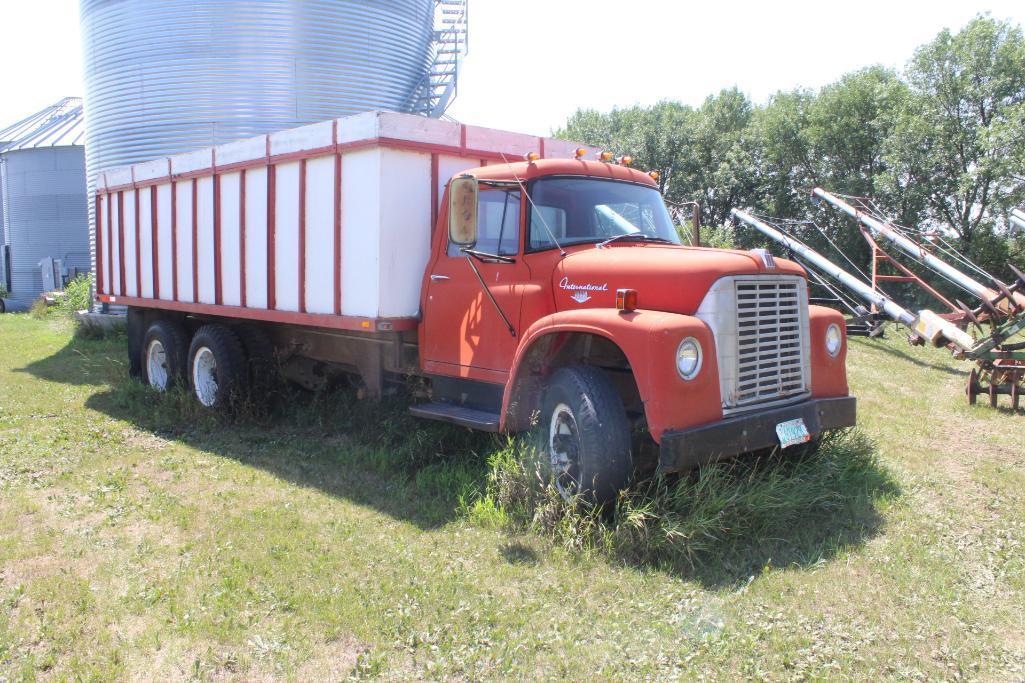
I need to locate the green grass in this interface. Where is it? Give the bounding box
[0,315,1023,679]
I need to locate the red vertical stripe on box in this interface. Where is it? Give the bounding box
[106,195,113,295]
[267,164,276,310]
[430,153,439,235]
[134,188,142,296]
[117,191,126,296]
[298,159,307,313]
[213,173,222,305]
[150,187,160,299]
[171,181,179,301]
[95,195,104,294]
[191,178,198,302]
[334,152,342,316]
[239,168,247,308]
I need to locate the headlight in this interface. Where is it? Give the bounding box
[825,323,843,357]
[676,337,702,380]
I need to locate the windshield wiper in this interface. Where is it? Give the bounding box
[597,233,674,249]
[460,247,516,264]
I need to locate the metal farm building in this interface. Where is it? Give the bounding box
[0,98,89,311]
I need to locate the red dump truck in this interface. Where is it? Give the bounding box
[94,111,856,503]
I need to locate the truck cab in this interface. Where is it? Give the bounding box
[418,158,856,503]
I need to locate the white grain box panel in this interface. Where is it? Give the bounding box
[172,149,213,175]
[378,112,460,147]
[217,136,267,167]
[195,177,215,304]
[156,184,174,300]
[378,149,431,318]
[340,148,381,317]
[304,156,336,315]
[270,120,334,156]
[110,194,122,295]
[175,180,194,303]
[273,162,300,312]
[219,172,242,307]
[101,194,113,293]
[336,111,379,145]
[244,167,269,309]
[135,158,169,183]
[465,125,538,157]
[138,188,154,298]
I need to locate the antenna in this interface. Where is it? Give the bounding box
[497,152,565,257]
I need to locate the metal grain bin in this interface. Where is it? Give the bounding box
[79,0,439,174]
[0,99,89,311]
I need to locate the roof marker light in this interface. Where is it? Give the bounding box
[649,170,660,181]
[619,155,633,166]
[525,151,540,162]
[599,151,614,162]
[574,147,588,159]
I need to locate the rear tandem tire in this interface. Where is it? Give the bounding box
[141,318,189,391]
[539,365,633,507]
[188,324,248,410]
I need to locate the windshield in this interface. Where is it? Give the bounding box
[527,177,681,251]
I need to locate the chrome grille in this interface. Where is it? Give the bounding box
[733,280,807,406]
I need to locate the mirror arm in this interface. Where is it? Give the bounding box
[463,256,516,337]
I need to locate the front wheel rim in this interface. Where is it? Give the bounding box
[192,346,219,407]
[146,339,170,390]
[549,402,581,498]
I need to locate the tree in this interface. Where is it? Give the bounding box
[884,16,1025,249]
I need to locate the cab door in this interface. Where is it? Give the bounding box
[422,186,529,376]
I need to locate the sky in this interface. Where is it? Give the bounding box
[3,0,1024,137]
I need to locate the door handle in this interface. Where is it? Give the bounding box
[430,274,450,281]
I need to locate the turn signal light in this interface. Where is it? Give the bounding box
[599,151,614,162]
[619,155,633,166]
[574,147,588,159]
[616,288,638,312]
[525,151,540,162]
[649,170,660,181]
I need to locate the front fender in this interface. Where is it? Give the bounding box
[500,308,723,442]
[808,305,850,398]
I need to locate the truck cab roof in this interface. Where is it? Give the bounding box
[464,158,659,187]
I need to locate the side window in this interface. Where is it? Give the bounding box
[448,188,522,257]
[528,205,568,250]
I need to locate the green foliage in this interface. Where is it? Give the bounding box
[28,298,50,319]
[556,15,1025,282]
[54,274,91,317]
[884,16,1025,250]
[462,431,892,571]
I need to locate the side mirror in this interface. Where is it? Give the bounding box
[448,175,478,247]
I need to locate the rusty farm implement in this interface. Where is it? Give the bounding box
[731,195,1025,411]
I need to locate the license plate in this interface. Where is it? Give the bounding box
[775,418,811,449]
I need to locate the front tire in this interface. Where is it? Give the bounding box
[188,324,248,409]
[540,365,633,506]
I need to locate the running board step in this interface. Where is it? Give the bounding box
[409,403,501,432]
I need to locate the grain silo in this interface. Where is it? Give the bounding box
[80,0,468,302]
[0,98,89,312]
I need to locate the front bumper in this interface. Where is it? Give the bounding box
[658,396,857,472]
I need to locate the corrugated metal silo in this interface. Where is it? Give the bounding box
[78,0,463,173]
[0,99,89,311]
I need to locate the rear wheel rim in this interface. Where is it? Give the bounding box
[146,339,170,390]
[549,402,581,499]
[192,346,219,407]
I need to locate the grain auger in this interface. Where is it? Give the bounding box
[730,207,1025,412]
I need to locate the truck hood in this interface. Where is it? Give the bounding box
[552,243,806,314]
